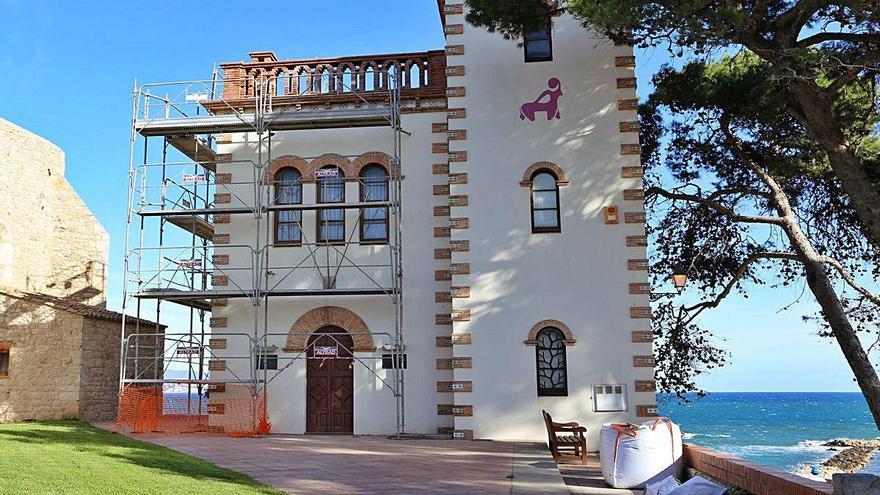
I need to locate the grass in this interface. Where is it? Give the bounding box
[0,421,284,494]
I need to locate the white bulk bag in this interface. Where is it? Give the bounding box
[600,418,683,489]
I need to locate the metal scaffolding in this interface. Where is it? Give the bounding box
[119,66,408,435]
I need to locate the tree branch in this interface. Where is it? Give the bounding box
[824,52,880,95]
[647,186,784,225]
[796,31,880,48]
[818,255,880,307]
[773,0,824,47]
[680,252,801,325]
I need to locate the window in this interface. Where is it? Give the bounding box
[0,344,9,377]
[317,165,345,243]
[256,354,278,370]
[360,164,389,243]
[274,168,302,245]
[531,171,560,233]
[381,353,407,369]
[536,327,567,396]
[524,20,553,62]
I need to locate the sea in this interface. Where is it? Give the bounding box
[660,392,880,473]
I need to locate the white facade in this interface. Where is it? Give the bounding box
[208,3,653,448]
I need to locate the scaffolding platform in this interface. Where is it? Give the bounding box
[135,107,393,137]
[136,287,393,302]
[165,215,214,240]
[166,135,217,170]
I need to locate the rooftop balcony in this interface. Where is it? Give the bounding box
[134,50,447,137]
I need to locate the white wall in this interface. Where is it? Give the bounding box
[445,7,654,448]
[213,111,449,434]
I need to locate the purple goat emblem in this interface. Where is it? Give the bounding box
[520,78,563,121]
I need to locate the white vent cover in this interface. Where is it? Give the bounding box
[593,384,627,412]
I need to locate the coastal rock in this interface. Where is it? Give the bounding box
[797,439,880,481]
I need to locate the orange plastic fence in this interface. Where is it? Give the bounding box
[116,384,270,436]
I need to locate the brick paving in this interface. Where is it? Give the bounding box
[96,423,643,494]
[109,430,520,494]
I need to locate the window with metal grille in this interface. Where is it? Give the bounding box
[524,20,553,62]
[531,171,561,233]
[317,165,345,243]
[536,327,567,396]
[359,164,389,243]
[274,167,302,244]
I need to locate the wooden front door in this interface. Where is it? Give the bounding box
[306,326,354,433]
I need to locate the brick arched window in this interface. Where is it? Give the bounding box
[317,165,345,243]
[359,164,389,243]
[274,167,302,245]
[530,171,561,233]
[535,327,568,396]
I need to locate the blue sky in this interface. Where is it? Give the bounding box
[0,0,863,392]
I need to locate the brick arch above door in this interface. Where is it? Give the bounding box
[283,306,375,352]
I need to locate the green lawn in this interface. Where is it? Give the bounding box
[0,421,284,494]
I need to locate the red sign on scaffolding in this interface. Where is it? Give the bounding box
[177,259,202,268]
[183,174,207,184]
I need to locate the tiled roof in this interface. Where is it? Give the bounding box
[0,288,165,328]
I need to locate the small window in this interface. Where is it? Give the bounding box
[536,327,567,396]
[317,165,345,243]
[531,171,560,233]
[360,164,389,243]
[0,344,9,377]
[381,353,407,369]
[256,354,278,370]
[274,168,302,245]
[524,21,553,62]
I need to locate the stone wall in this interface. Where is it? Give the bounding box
[0,118,109,306]
[0,293,84,422]
[78,319,122,421]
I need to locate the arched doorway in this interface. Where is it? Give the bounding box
[306,326,354,433]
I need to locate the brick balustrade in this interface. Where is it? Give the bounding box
[212,50,447,109]
[683,444,833,495]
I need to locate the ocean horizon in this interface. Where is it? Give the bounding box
[660,391,878,473]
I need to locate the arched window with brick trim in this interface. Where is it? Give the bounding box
[531,171,561,233]
[536,327,568,396]
[317,165,345,243]
[359,164,389,243]
[274,167,302,245]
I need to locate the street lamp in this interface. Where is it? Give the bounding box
[671,272,688,291]
[650,268,689,301]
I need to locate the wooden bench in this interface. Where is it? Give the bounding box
[542,409,588,465]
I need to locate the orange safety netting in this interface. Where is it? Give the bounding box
[116,384,270,436]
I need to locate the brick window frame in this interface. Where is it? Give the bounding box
[530,170,562,233]
[273,167,303,246]
[359,164,390,244]
[316,165,346,244]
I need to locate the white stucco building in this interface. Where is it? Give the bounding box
[120,1,655,448]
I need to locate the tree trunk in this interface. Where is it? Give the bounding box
[802,260,880,429]
[751,145,880,428]
[787,82,880,246]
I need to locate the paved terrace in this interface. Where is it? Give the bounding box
[96,423,641,494]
